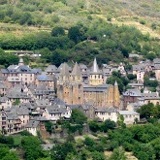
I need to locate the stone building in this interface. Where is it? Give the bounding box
[57,58,120,108]
[57,62,83,105]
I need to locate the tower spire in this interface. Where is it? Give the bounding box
[92,57,99,73]
[60,63,69,76]
[71,62,81,77]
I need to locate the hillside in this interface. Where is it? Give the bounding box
[0,0,160,38]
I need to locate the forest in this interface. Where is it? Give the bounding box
[1,20,160,67]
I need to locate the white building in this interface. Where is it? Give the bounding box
[119,111,140,124]
[95,107,140,125]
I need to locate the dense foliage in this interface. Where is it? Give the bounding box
[106,71,129,93]
[89,119,116,133]
[0,48,19,67]
[1,21,160,66]
[21,136,48,160]
[137,103,160,121]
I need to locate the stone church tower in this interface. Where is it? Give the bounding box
[89,58,104,86]
[113,81,120,108]
[70,62,83,104]
[57,62,83,105]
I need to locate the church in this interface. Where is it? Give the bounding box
[57,58,120,108]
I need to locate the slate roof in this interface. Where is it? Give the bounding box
[128,83,144,86]
[82,104,93,111]
[26,120,40,128]
[95,107,117,113]
[79,64,87,70]
[52,98,66,105]
[45,65,57,73]
[141,92,160,100]
[1,65,41,74]
[0,96,9,103]
[59,63,70,76]
[17,107,30,115]
[37,74,55,81]
[83,84,109,92]
[7,113,20,120]
[153,58,160,64]
[71,62,82,77]
[46,104,68,114]
[35,99,51,107]
[31,84,55,95]
[153,64,160,70]
[20,102,35,110]
[119,110,139,115]
[123,89,141,97]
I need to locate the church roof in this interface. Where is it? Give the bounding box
[92,58,99,73]
[45,65,57,73]
[59,63,70,76]
[71,62,82,76]
[83,84,109,92]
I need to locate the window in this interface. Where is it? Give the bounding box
[2,117,6,120]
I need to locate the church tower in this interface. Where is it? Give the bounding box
[57,62,83,105]
[113,81,120,108]
[70,62,83,104]
[89,58,104,86]
[57,63,72,104]
[58,63,70,84]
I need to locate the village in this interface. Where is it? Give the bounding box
[0,54,159,136]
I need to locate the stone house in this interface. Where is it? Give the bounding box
[119,111,140,124]
[1,58,41,86]
[95,107,118,122]
[123,89,142,109]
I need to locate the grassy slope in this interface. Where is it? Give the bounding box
[1,0,160,38]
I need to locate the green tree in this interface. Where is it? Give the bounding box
[68,26,81,43]
[51,142,76,160]
[44,121,53,134]
[101,119,116,132]
[127,74,137,81]
[51,49,68,67]
[84,137,95,147]
[21,136,45,160]
[117,115,126,128]
[65,153,79,160]
[88,119,100,132]
[150,138,160,159]
[51,27,65,37]
[109,147,126,160]
[137,103,154,119]
[68,25,87,43]
[0,144,19,160]
[19,12,32,25]
[70,109,87,125]
[92,151,106,160]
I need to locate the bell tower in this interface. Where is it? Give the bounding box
[70,62,83,104]
[57,63,71,104]
[89,58,104,86]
